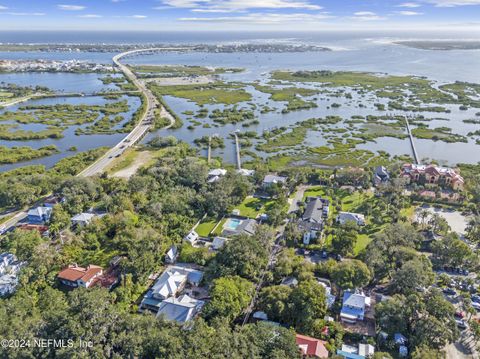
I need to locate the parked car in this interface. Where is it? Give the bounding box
[455,311,465,319]
[443,288,456,296]
[471,295,480,303]
[455,319,467,330]
[472,302,480,311]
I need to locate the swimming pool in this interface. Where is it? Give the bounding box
[224,218,242,230]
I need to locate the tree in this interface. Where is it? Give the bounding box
[376,290,458,352]
[428,213,450,235]
[466,216,480,243]
[273,248,305,281]
[364,223,423,281]
[330,260,371,290]
[2,229,44,260]
[411,345,445,359]
[431,233,474,269]
[290,280,327,331]
[49,204,71,237]
[258,285,293,323]
[331,225,358,257]
[390,257,435,295]
[203,276,255,323]
[208,233,270,281]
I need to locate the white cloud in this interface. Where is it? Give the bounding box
[396,10,423,14]
[352,11,385,21]
[162,0,322,11]
[180,12,332,24]
[114,14,147,18]
[397,2,421,7]
[57,4,86,11]
[78,14,102,18]
[0,5,7,10]
[425,0,480,6]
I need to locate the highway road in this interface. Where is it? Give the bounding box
[79,48,178,177]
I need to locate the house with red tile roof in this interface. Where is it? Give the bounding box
[57,264,103,289]
[401,164,464,191]
[296,334,329,358]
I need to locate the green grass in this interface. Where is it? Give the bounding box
[411,127,467,143]
[149,82,252,106]
[354,234,372,255]
[212,218,227,236]
[234,197,275,219]
[107,148,139,174]
[341,191,373,212]
[195,218,219,237]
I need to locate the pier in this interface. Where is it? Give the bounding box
[234,132,242,170]
[405,117,420,164]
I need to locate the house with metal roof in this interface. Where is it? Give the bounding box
[340,291,371,324]
[27,206,52,224]
[156,294,205,324]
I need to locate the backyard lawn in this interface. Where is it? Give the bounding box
[195,218,219,237]
[234,196,274,219]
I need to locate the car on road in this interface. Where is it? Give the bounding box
[472,295,480,303]
[455,311,465,319]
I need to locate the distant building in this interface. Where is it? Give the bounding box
[262,174,287,188]
[295,334,329,358]
[337,212,365,226]
[340,291,371,324]
[401,163,464,191]
[373,166,390,186]
[27,206,52,224]
[71,213,96,227]
[57,264,103,289]
[165,245,178,264]
[0,253,25,297]
[281,276,299,288]
[237,168,255,176]
[207,169,227,183]
[337,343,375,359]
[156,294,205,324]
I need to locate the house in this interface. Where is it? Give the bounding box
[140,265,204,313]
[157,294,205,324]
[401,163,464,191]
[340,291,371,324]
[337,212,365,226]
[57,264,103,289]
[212,237,228,250]
[337,344,375,359]
[318,281,336,309]
[281,276,299,288]
[27,206,52,224]
[207,168,227,183]
[0,253,25,296]
[237,168,255,176]
[71,213,96,227]
[298,197,328,245]
[165,245,178,264]
[221,218,257,237]
[262,174,287,188]
[184,231,199,245]
[373,166,390,186]
[295,334,329,358]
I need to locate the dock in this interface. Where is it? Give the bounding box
[234,132,242,170]
[405,117,420,164]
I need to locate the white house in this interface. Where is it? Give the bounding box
[184,231,199,245]
[337,212,366,226]
[71,213,96,227]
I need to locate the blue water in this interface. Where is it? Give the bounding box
[225,218,241,230]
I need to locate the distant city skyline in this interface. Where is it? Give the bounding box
[0,0,479,31]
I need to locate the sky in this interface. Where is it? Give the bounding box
[0,0,479,31]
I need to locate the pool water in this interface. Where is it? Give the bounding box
[225,218,242,230]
